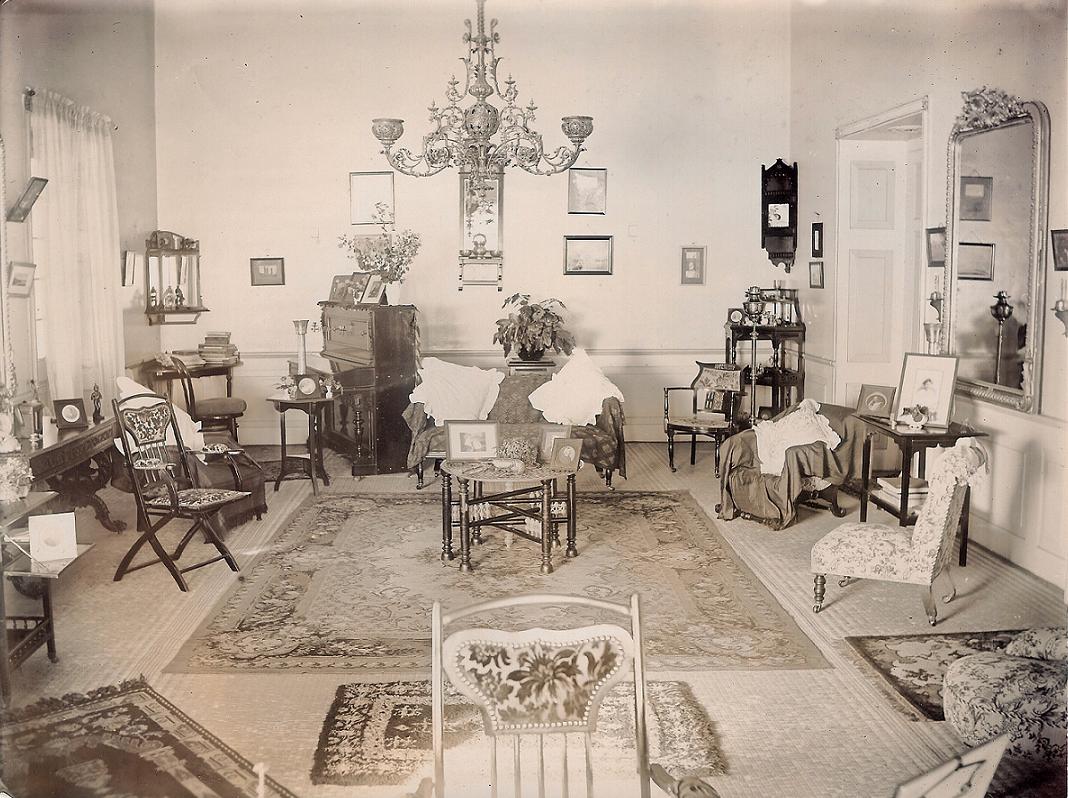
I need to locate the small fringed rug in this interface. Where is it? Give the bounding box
[1,679,298,797]
[310,679,724,787]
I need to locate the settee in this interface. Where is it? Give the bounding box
[403,372,626,488]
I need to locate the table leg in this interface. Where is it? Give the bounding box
[540,480,553,574]
[959,486,971,567]
[45,452,127,533]
[566,473,578,558]
[690,433,697,466]
[860,433,873,522]
[899,440,912,525]
[918,447,928,479]
[42,581,57,663]
[0,562,10,707]
[225,369,234,398]
[314,406,330,487]
[441,473,454,560]
[307,409,320,496]
[274,409,288,492]
[458,478,473,572]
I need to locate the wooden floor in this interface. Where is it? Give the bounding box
[4,441,1065,797]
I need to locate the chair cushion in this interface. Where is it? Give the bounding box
[667,413,730,430]
[194,397,247,417]
[943,651,1068,763]
[1004,627,1068,662]
[146,487,250,510]
[810,522,917,583]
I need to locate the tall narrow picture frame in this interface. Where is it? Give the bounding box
[567,168,607,215]
[811,222,824,258]
[349,171,394,225]
[680,246,706,285]
[564,236,613,275]
[925,226,946,268]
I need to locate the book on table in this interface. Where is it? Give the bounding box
[872,487,926,513]
[877,476,929,496]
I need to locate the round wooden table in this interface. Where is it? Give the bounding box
[266,390,341,496]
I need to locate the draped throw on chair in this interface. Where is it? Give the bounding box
[28,89,124,406]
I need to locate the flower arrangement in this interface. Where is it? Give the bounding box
[0,454,32,503]
[337,203,421,284]
[493,294,576,360]
[900,405,929,429]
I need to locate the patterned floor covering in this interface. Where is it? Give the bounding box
[167,491,827,674]
[845,629,1023,720]
[0,679,298,797]
[311,679,723,787]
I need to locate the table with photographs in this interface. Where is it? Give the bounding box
[439,460,578,575]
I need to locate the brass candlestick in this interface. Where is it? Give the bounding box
[989,291,1014,385]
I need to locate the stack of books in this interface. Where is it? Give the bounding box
[198,331,240,365]
[874,475,928,513]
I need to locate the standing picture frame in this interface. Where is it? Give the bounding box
[8,262,36,298]
[959,176,993,221]
[680,246,706,285]
[445,420,500,460]
[563,236,613,275]
[549,437,583,471]
[892,353,958,428]
[349,171,395,225]
[925,227,947,268]
[856,384,896,418]
[957,242,995,280]
[567,167,607,215]
[329,272,370,304]
[250,257,285,286]
[359,274,386,304]
[53,398,89,430]
[537,423,572,462]
[808,260,824,289]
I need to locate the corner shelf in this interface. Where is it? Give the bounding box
[146,306,209,326]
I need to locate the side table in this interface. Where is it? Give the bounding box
[266,392,340,496]
[856,415,987,566]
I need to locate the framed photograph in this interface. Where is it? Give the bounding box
[461,172,503,254]
[959,176,993,221]
[538,423,572,463]
[250,257,285,286]
[549,437,583,471]
[680,246,706,285]
[1051,229,1068,271]
[808,260,824,289]
[564,236,613,275]
[349,171,394,225]
[329,272,370,304]
[8,262,36,298]
[957,242,994,280]
[359,273,385,304]
[567,167,606,215]
[811,222,824,258]
[856,384,896,418]
[925,227,946,267]
[292,374,323,399]
[445,420,499,461]
[892,353,959,428]
[53,398,89,430]
[5,176,47,222]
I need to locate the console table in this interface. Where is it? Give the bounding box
[725,322,805,416]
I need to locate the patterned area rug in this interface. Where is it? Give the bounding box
[311,679,723,786]
[168,491,826,673]
[0,679,297,797]
[845,629,1023,720]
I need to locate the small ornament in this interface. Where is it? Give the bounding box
[163,285,176,309]
[175,286,185,307]
[148,287,158,308]
[91,383,103,424]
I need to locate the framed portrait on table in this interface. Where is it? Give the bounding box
[892,353,958,429]
[359,274,386,304]
[856,384,896,418]
[680,246,706,285]
[445,421,499,460]
[537,423,572,463]
[549,437,583,471]
[564,236,613,275]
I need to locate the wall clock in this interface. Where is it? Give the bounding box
[53,398,89,429]
[292,374,323,399]
[761,159,798,272]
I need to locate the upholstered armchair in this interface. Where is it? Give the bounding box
[810,438,985,625]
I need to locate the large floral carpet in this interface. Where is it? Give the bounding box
[311,679,723,786]
[0,679,297,797]
[845,629,1023,720]
[168,491,826,673]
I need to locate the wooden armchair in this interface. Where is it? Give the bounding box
[113,392,248,592]
[664,362,745,477]
[409,593,720,798]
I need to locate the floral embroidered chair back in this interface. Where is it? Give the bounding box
[115,395,193,492]
[417,594,720,798]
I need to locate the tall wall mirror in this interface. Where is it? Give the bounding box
[942,88,1050,413]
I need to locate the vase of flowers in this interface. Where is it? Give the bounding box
[493,294,576,361]
[0,454,32,503]
[901,405,929,429]
[337,203,421,303]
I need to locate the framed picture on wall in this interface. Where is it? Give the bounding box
[349,171,395,225]
[8,262,35,297]
[959,176,993,221]
[808,260,824,289]
[925,227,946,267]
[250,257,285,286]
[563,236,613,275]
[5,177,47,222]
[811,222,824,258]
[567,168,607,215]
[1051,229,1068,271]
[957,242,994,280]
[680,246,706,285]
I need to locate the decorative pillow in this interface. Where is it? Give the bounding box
[409,358,505,425]
[498,436,538,466]
[528,349,624,426]
[114,375,205,452]
[1004,627,1068,662]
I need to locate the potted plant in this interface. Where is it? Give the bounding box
[493,293,576,361]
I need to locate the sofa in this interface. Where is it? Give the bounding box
[403,372,626,488]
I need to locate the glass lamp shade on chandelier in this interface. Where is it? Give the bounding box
[371,0,593,191]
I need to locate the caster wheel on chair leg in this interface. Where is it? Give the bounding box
[812,603,822,614]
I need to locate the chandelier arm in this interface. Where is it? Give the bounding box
[384,147,451,178]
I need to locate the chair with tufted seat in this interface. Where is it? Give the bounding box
[172,356,247,441]
[810,438,986,625]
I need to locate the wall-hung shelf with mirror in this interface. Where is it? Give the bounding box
[144,229,208,325]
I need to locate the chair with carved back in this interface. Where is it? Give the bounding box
[409,593,720,798]
[171,356,247,441]
[664,362,745,477]
[113,392,247,592]
[811,438,986,625]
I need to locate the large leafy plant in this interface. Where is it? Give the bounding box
[493,294,576,358]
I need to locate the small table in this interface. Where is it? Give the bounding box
[440,460,578,574]
[266,391,339,496]
[856,415,987,566]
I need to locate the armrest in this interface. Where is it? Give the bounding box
[651,764,721,797]
[403,401,434,436]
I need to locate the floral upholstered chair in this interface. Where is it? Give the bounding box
[409,593,719,798]
[810,438,986,625]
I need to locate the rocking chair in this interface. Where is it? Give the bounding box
[113,393,247,591]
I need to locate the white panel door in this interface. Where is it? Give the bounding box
[834,141,911,407]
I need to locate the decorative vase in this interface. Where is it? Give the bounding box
[517,346,545,362]
[905,409,929,429]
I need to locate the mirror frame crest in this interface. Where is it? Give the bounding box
[942,88,1050,414]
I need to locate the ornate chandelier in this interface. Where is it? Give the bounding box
[371,0,593,186]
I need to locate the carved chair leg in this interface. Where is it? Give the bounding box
[934,566,957,604]
[604,469,614,489]
[667,430,676,472]
[813,574,826,613]
[921,587,938,626]
[823,485,847,517]
[416,462,425,490]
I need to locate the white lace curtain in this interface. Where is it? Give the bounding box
[29,88,124,405]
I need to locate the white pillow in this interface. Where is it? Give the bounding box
[528,349,624,426]
[114,375,205,452]
[408,358,505,424]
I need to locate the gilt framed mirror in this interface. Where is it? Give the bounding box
[942,89,1050,413]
